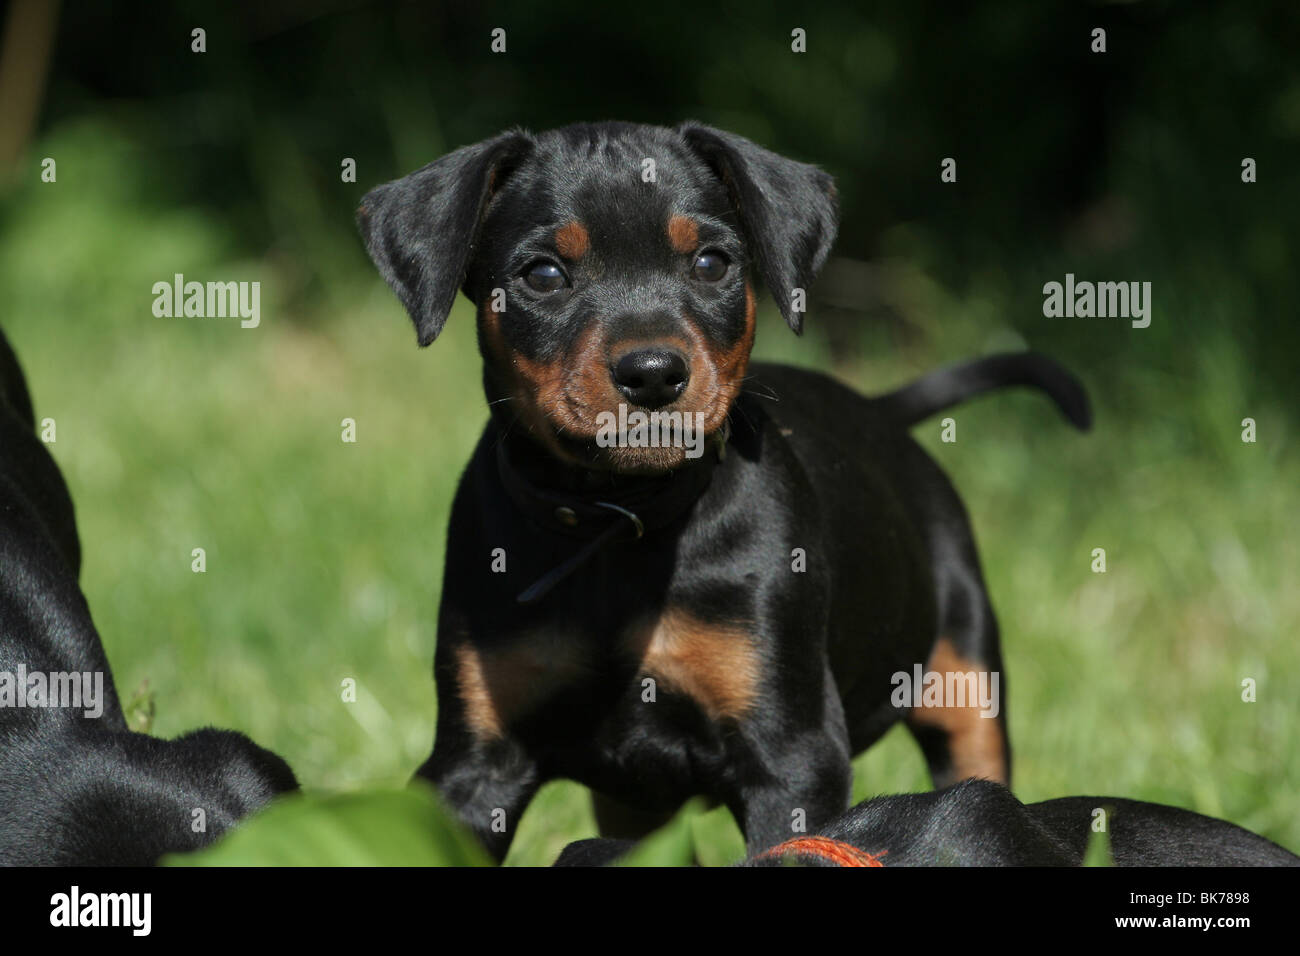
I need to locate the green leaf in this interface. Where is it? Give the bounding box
[122,679,156,735]
[165,783,491,866]
[689,804,747,867]
[611,799,705,867]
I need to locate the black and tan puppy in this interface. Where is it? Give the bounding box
[358,121,1090,859]
[0,328,297,865]
[555,779,1300,867]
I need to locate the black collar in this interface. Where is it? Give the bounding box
[496,428,726,604]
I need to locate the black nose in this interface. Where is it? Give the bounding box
[611,349,689,409]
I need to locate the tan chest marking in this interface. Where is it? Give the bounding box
[455,612,761,740]
[625,609,761,722]
[454,638,591,741]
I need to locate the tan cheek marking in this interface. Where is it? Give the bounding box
[478,300,506,361]
[558,323,615,423]
[906,637,1009,784]
[454,640,590,742]
[478,301,611,455]
[555,220,590,260]
[682,281,757,432]
[627,609,761,722]
[511,322,611,436]
[667,215,700,254]
[479,300,554,441]
[721,280,758,380]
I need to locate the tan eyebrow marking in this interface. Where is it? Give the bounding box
[554,220,590,260]
[667,215,699,254]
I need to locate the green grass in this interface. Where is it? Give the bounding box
[2,121,1296,865]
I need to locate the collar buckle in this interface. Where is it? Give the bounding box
[593,501,644,539]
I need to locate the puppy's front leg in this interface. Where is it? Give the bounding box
[417,624,544,862]
[730,734,853,856]
[417,724,540,863]
[728,670,853,854]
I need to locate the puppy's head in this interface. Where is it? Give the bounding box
[357,121,837,472]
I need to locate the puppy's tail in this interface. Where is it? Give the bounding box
[875,352,1091,431]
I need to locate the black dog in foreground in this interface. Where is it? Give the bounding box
[358,121,1090,859]
[0,328,297,866]
[556,779,1300,867]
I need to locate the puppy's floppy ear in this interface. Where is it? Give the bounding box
[357,130,531,346]
[679,123,838,334]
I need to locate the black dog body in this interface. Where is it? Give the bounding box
[556,779,1300,867]
[783,782,1300,867]
[359,122,1089,859]
[0,329,296,865]
[423,359,1082,858]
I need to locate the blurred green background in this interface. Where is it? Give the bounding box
[0,0,1295,864]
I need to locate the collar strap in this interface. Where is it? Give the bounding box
[757,837,887,868]
[496,431,725,605]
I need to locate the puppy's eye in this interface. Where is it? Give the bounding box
[523,261,568,293]
[692,251,729,282]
